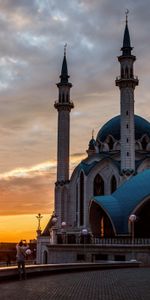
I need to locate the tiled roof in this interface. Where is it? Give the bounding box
[92,169,150,234]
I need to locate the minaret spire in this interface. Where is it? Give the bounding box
[116,14,139,175]
[121,10,132,56]
[125,9,129,24]
[60,44,69,83]
[92,129,94,139]
[54,46,74,226]
[64,43,67,56]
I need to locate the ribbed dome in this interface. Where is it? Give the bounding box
[96,115,150,143]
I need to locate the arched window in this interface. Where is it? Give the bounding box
[133,198,150,238]
[66,93,69,102]
[141,136,147,150]
[130,68,133,78]
[121,67,124,78]
[43,250,48,264]
[79,172,84,226]
[107,136,114,150]
[62,93,65,103]
[94,174,104,196]
[111,175,117,193]
[125,66,129,78]
[75,184,78,226]
[100,217,104,237]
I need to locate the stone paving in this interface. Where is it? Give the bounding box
[0,268,150,300]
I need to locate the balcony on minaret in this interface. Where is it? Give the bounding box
[54,99,74,111]
[54,80,74,110]
[115,74,139,88]
[54,48,74,111]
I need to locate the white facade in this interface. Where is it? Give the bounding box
[37,18,150,263]
[53,18,150,237]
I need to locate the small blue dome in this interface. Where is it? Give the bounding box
[96,115,150,142]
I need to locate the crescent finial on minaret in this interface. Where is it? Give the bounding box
[125,9,129,24]
[64,43,67,56]
[92,129,94,139]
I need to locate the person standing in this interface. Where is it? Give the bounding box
[16,240,29,280]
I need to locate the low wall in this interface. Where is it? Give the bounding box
[43,244,150,265]
[0,261,140,282]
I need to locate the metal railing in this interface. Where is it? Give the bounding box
[56,235,150,245]
[93,238,150,245]
[116,75,138,81]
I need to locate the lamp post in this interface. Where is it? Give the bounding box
[61,221,67,244]
[81,228,88,261]
[129,214,137,261]
[36,213,43,237]
[50,212,58,244]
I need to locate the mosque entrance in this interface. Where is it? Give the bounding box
[43,250,48,264]
[89,201,115,237]
[134,198,150,238]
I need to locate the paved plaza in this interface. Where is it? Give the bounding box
[0,268,150,300]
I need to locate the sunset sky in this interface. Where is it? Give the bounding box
[0,0,150,242]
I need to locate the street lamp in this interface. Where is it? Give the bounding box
[82,228,88,237]
[81,228,88,261]
[50,212,58,244]
[129,214,137,261]
[61,221,67,244]
[36,213,43,237]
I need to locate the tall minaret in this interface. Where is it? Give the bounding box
[116,12,138,175]
[54,45,74,225]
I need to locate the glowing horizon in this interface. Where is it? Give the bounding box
[0,154,85,242]
[0,214,51,243]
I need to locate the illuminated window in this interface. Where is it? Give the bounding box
[100,217,104,237]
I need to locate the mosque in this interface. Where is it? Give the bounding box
[37,16,150,264]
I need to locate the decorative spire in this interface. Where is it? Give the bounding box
[125,9,129,25]
[121,10,133,56]
[92,129,94,139]
[36,213,43,231]
[88,130,96,154]
[64,43,67,56]
[60,43,69,83]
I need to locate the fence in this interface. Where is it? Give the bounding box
[93,238,150,245]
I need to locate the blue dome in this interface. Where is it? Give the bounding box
[96,115,150,142]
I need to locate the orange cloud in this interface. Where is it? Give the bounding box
[0,153,86,241]
[0,214,51,242]
[0,153,83,215]
[0,160,56,180]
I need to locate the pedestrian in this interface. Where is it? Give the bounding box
[16,240,29,280]
[6,254,11,266]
